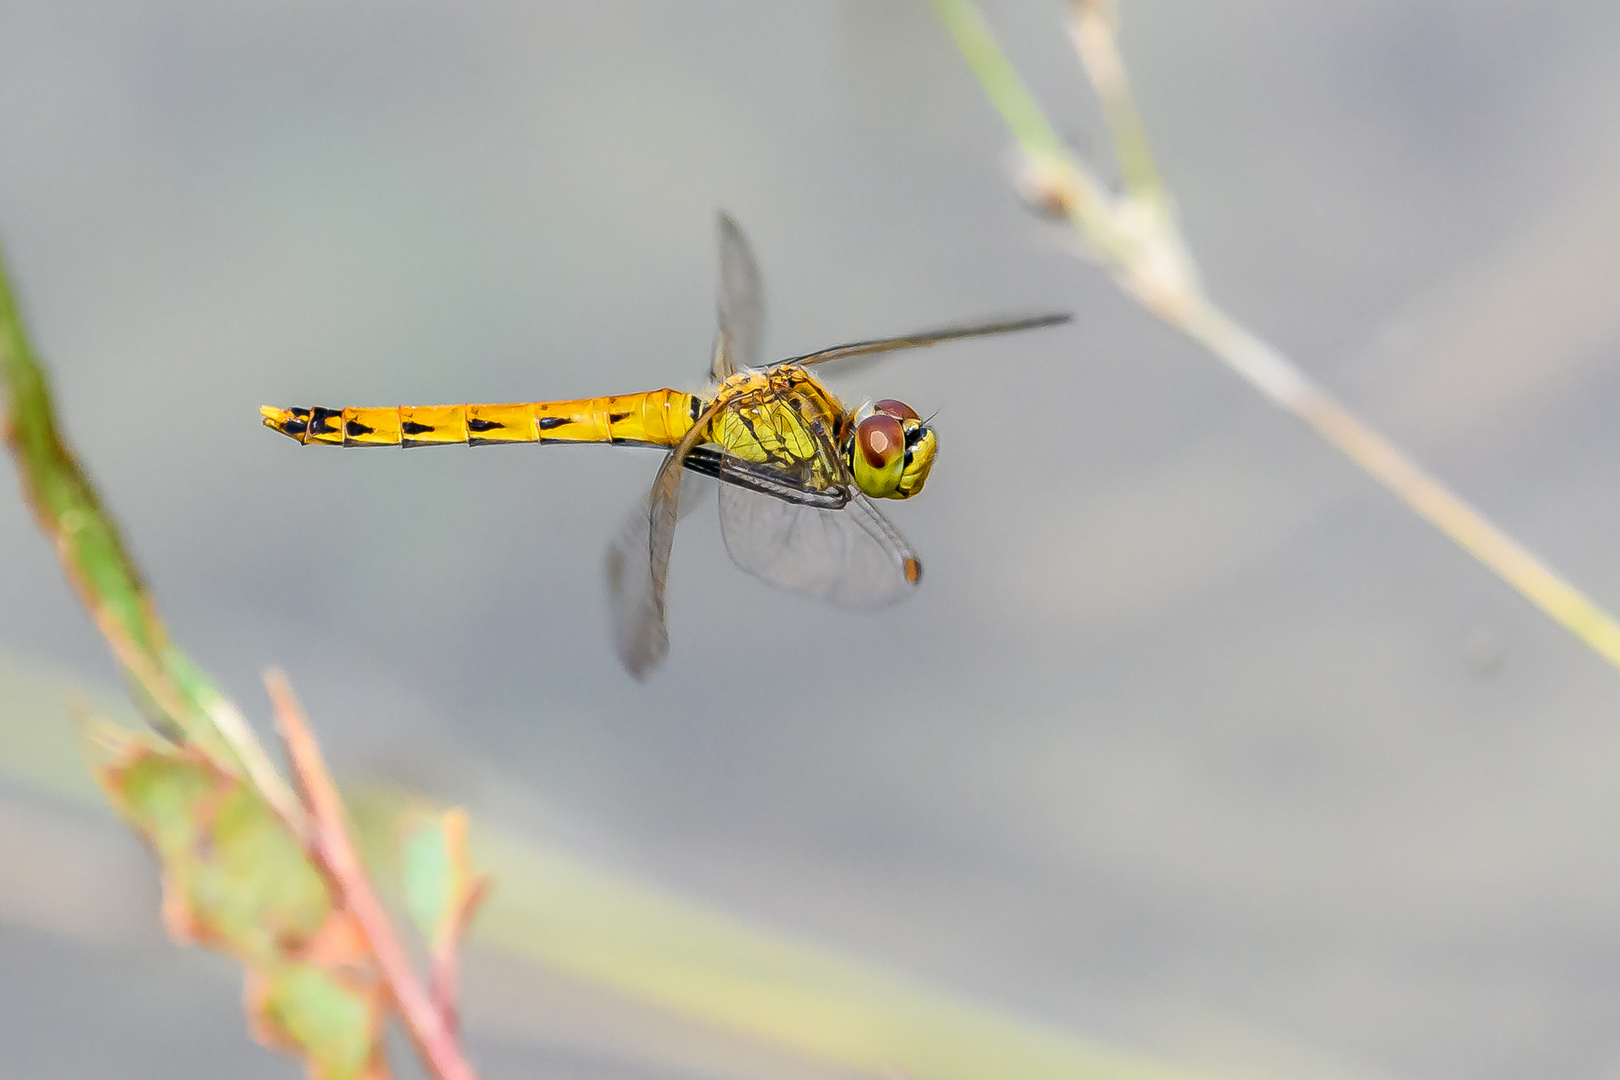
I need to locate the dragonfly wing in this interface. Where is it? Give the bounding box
[772,312,1070,370]
[604,469,715,678]
[717,479,921,609]
[604,486,666,679]
[604,396,728,678]
[712,211,765,380]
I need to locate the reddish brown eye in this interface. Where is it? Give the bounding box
[873,399,919,422]
[856,413,904,468]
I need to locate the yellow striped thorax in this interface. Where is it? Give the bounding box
[705,367,848,491]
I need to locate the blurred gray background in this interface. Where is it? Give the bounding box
[3,2,1620,1078]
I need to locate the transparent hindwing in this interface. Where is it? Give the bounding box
[716,460,921,609]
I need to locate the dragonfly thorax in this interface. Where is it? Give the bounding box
[706,368,845,486]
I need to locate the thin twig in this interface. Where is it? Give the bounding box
[430,872,490,1037]
[266,670,479,1080]
[932,0,1620,672]
[1067,1,1161,206]
[421,806,491,1037]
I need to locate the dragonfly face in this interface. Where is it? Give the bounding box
[845,398,936,500]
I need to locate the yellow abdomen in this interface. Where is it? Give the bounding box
[261,389,702,449]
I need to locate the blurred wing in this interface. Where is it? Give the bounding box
[712,212,765,380]
[773,312,1070,370]
[605,397,728,678]
[605,485,666,679]
[717,479,921,609]
[605,470,715,679]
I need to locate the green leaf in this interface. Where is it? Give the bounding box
[2,237,399,1076]
[94,724,329,958]
[250,963,387,1080]
[85,721,388,1075]
[0,242,237,763]
[402,807,487,952]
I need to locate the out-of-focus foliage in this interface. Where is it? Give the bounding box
[0,248,238,761]
[82,721,388,1080]
[931,0,1620,672]
[404,807,490,958]
[1,243,478,1079]
[1,651,1208,1080]
[466,822,1197,1080]
[348,784,1194,1080]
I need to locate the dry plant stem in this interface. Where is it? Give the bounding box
[430,951,461,1038]
[1181,305,1620,660]
[266,670,480,1080]
[1068,1,1159,205]
[934,0,1620,672]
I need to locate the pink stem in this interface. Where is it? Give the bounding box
[268,671,479,1080]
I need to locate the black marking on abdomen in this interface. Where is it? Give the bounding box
[689,397,703,423]
[401,420,434,436]
[345,419,374,437]
[282,419,309,437]
[608,411,631,423]
[537,416,569,431]
[467,417,503,432]
[308,407,341,435]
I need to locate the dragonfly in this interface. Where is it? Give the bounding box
[261,215,1068,677]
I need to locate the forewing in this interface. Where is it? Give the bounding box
[717,480,921,609]
[712,212,765,380]
[773,312,1070,371]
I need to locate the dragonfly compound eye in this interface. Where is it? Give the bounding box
[849,413,906,499]
[873,398,920,422]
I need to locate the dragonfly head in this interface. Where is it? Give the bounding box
[846,399,936,500]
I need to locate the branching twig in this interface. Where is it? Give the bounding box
[430,865,490,1036]
[4,225,486,1076]
[428,810,490,1037]
[933,0,1620,671]
[267,670,480,1080]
